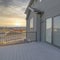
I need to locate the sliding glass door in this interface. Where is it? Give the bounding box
[53,16,60,47]
[46,16,60,47]
[46,18,52,43]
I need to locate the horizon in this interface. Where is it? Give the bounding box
[0,25,26,28]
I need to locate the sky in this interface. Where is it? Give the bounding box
[0,0,30,27]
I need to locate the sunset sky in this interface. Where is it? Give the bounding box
[0,0,29,27]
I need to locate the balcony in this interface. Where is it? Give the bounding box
[0,28,37,46]
[0,42,60,60]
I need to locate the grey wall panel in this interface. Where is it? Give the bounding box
[41,21,46,42]
[34,0,60,18]
[36,14,41,41]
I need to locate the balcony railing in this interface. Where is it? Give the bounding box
[26,32,37,42]
[0,32,26,45]
[0,32,37,46]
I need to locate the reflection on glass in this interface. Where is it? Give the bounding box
[30,18,33,29]
[53,16,60,46]
[46,18,52,43]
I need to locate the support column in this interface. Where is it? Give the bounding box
[36,14,41,42]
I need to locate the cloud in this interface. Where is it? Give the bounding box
[0,0,29,7]
[0,0,30,27]
[0,6,26,18]
[0,0,30,18]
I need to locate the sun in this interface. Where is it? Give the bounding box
[15,22,20,27]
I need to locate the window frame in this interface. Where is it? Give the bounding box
[30,17,34,31]
[46,18,53,44]
[45,15,60,48]
[53,16,60,47]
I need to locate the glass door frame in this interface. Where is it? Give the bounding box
[46,18,53,44]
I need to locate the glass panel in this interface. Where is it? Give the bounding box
[30,18,33,29]
[46,18,52,43]
[53,16,60,47]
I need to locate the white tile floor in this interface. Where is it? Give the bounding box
[0,42,60,60]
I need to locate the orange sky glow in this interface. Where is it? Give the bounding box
[0,16,26,27]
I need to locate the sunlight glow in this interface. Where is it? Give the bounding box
[0,17,26,27]
[40,0,42,2]
[15,22,20,27]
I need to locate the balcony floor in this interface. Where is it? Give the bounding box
[0,42,60,60]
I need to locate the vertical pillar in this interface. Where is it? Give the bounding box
[26,19,30,41]
[36,14,41,42]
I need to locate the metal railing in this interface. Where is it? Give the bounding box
[0,32,37,45]
[0,32,26,45]
[26,32,37,42]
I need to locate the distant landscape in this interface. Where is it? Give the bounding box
[0,27,26,45]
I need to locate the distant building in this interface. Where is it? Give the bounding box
[25,0,60,47]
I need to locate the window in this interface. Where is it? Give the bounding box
[30,18,33,29]
[46,18,52,43]
[53,16,60,47]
